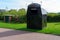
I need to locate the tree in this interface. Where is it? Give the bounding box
[47,13,58,17]
[17,8,26,16]
[8,9,17,16]
[0,9,6,16]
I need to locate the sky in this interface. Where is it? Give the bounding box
[0,0,60,12]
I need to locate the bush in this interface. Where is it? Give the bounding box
[11,15,27,23]
[18,15,27,23]
[47,13,60,22]
[0,16,4,21]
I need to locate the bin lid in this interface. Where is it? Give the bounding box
[28,3,40,7]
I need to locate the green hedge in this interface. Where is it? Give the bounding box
[47,15,60,22]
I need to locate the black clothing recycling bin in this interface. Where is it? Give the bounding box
[27,3,47,30]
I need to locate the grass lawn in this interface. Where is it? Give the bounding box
[0,21,60,35]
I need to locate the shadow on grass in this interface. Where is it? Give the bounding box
[16,28,42,32]
[16,28,60,36]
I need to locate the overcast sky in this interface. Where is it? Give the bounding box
[0,0,60,12]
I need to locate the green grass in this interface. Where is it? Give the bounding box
[0,22,26,30]
[41,22,60,35]
[0,21,60,35]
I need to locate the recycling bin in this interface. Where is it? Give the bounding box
[27,3,47,29]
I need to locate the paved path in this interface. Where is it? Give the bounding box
[0,28,60,40]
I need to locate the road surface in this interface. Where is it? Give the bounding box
[0,28,60,40]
